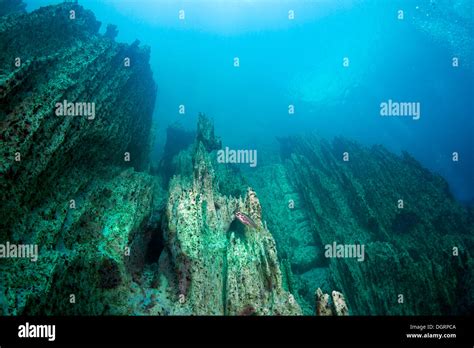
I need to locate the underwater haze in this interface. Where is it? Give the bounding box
[25,0,474,203]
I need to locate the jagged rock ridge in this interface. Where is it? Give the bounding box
[157,114,303,315]
[0,3,157,315]
[250,134,474,315]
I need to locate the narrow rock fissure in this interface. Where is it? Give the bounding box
[144,222,164,264]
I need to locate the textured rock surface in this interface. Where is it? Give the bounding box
[315,288,333,316]
[157,114,302,315]
[0,0,26,17]
[315,288,349,316]
[0,3,157,315]
[251,134,474,315]
[1,3,156,236]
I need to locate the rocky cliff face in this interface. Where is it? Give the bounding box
[0,3,157,315]
[250,135,474,315]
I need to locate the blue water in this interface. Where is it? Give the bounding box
[26,0,474,202]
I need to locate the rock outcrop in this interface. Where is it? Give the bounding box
[250,134,474,315]
[157,114,302,315]
[0,0,26,17]
[315,288,349,316]
[0,3,157,315]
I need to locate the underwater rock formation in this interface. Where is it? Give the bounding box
[0,3,157,314]
[315,288,349,316]
[157,114,302,315]
[331,290,349,316]
[0,0,26,17]
[1,2,471,318]
[315,288,333,316]
[104,24,118,40]
[252,134,474,315]
[157,123,196,184]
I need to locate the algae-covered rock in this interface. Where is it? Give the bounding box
[0,2,156,237]
[315,288,349,316]
[0,3,157,315]
[0,0,26,17]
[0,166,157,315]
[158,114,302,315]
[0,3,156,231]
[252,134,474,315]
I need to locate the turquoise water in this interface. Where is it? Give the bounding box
[26,0,474,202]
